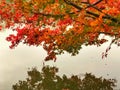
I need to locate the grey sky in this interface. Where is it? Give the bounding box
[0,30,120,90]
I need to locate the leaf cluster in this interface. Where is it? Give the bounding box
[1,0,120,60]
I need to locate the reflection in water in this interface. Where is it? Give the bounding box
[0,30,120,90]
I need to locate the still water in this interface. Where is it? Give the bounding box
[0,31,120,90]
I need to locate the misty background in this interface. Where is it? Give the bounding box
[0,30,120,90]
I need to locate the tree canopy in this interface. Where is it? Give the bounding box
[12,65,117,90]
[0,0,120,61]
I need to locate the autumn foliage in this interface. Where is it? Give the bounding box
[0,0,120,61]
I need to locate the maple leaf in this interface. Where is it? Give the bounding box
[0,0,120,61]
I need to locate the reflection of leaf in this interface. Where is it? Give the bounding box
[12,66,117,90]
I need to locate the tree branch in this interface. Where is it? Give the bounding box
[33,0,119,24]
[81,0,103,7]
[64,0,120,23]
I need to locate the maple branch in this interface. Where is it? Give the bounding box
[64,0,119,23]
[91,0,103,6]
[33,0,119,25]
[64,0,82,10]
[82,0,111,19]
[84,3,103,12]
[81,0,103,7]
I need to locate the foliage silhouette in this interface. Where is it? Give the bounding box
[12,65,116,90]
